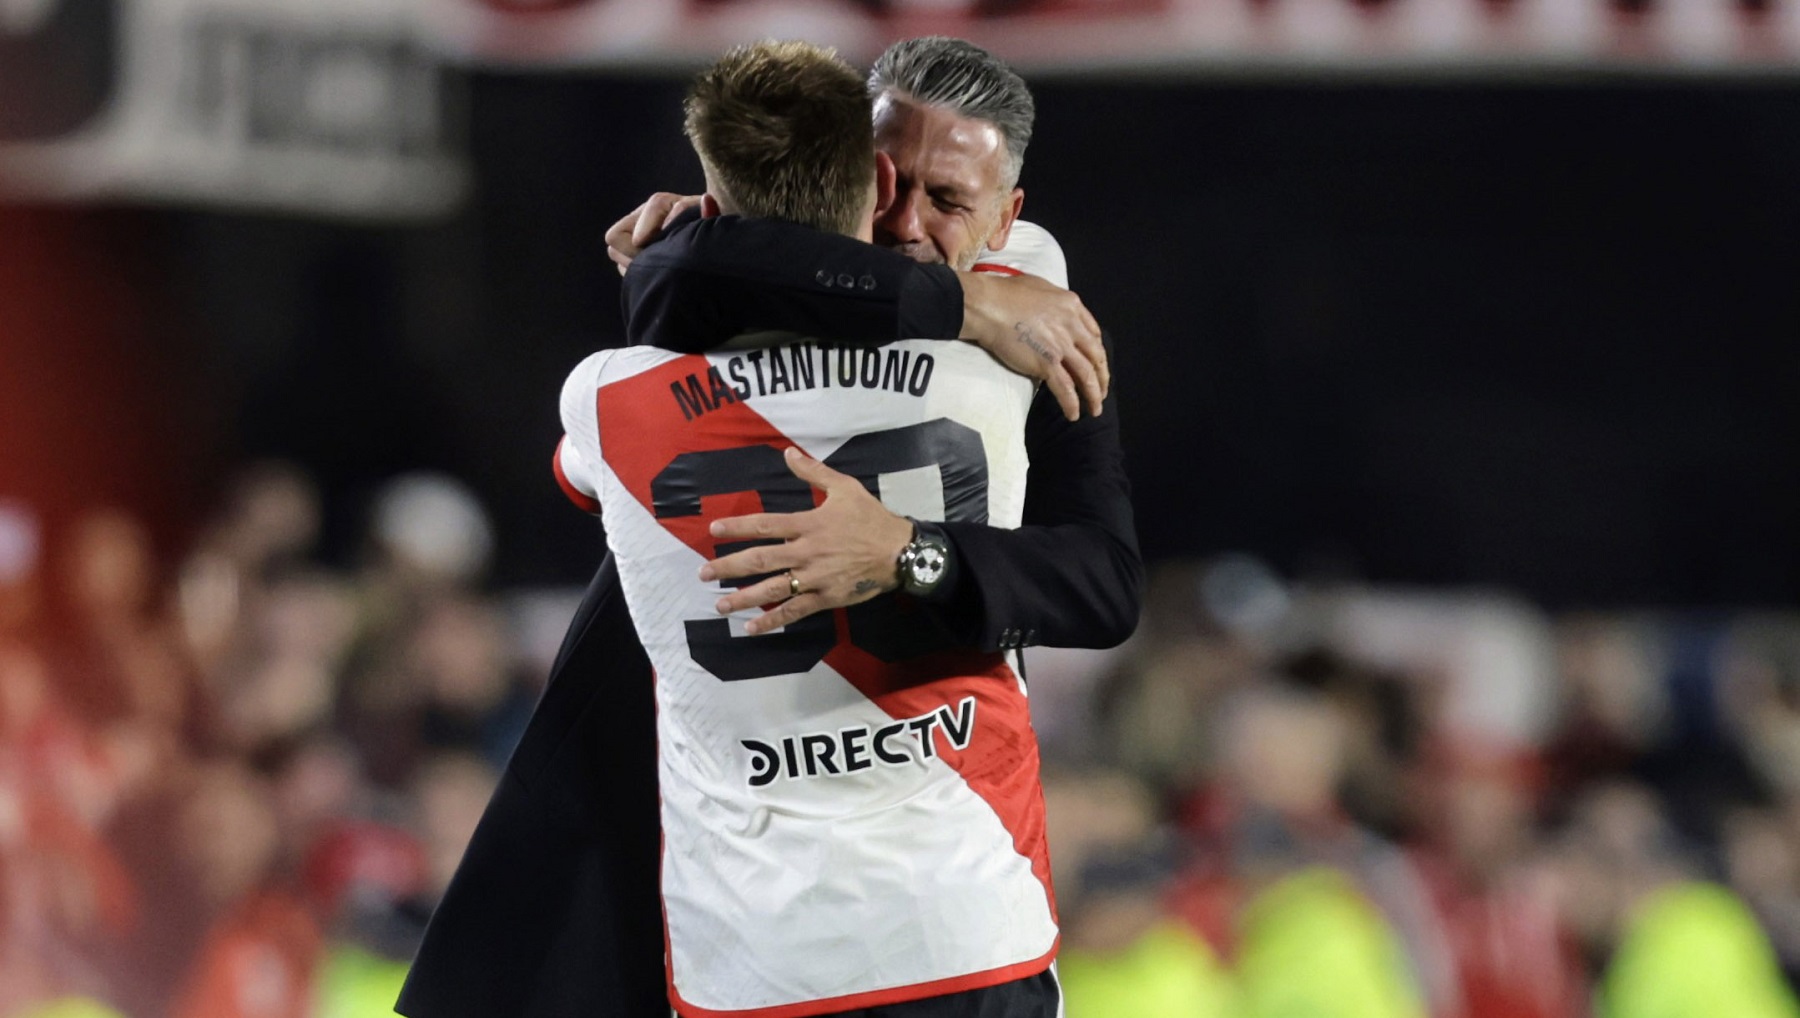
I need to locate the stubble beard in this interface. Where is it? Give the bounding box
[883,219,998,271]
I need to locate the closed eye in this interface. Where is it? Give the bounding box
[930,192,971,214]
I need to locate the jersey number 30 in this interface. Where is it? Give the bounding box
[649,419,988,682]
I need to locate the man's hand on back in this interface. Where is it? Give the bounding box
[958,271,1108,421]
[607,192,703,274]
[699,447,913,635]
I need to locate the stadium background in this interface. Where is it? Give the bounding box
[4,0,1800,1015]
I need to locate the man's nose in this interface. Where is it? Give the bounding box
[878,190,926,243]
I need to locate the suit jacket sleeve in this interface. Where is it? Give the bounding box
[931,333,1143,652]
[620,213,963,350]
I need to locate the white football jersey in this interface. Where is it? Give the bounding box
[975,220,1067,288]
[554,223,1067,1018]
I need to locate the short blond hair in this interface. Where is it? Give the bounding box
[684,41,875,236]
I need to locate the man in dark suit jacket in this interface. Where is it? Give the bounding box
[397,37,1140,1018]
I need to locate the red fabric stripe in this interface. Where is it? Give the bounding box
[971,262,1023,276]
[821,638,1058,927]
[596,355,805,560]
[670,941,1057,1018]
[552,437,602,514]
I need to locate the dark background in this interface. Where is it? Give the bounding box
[12,73,1800,606]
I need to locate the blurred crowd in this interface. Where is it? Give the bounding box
[6,467,1800,1018]
[1044,558,1800,1018]
[0,466,555,1018]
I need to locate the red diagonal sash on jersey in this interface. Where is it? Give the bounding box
[596,353,805,559]
[823,640,1056,921]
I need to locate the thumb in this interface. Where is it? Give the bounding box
[784,445,846,492]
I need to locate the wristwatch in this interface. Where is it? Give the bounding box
[896,519,952,598]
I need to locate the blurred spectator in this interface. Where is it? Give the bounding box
[1542,616,1670,817]
[1561,783,1800,1018]
[336,473,509,788]
[308,941,412,1018]
[1720,619,1800,789]
[410,752,498,906]
[364,473,494,597]
[339,592,527,787]
[1171,678,1456,1013]
[0,504,143,1015]
[57,509,199,736]
[1724,806,1800,982]
[1234,867,1425,1018]
[1409,739,1587,1018]
[176,463,323,686]
[164,763,314,1018]
[1059,856,1236,1017]
[1052,771,1237,1016]
[216,572,356,758]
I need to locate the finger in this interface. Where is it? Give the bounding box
[605,204,642,247]
[632,193,681,248]
[607,246,632,276]
[671,194,703,219]
[605,231,637,265]
[713,573,795,615]
[709,512,805,544]
[1077,299,1101,339]
[1045,364,1080,422]
[1068,348,1104,418]
[1068,300,1107,386]
[783,445,853,493]
[1075,325,1110,399]
[698,543,797,584]
[743,593,829,636]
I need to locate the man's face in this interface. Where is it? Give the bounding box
[871,95,1022,270]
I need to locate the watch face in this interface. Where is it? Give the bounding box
[911,544,947,587]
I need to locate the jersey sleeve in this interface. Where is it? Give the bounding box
[971,221,1070,289]
[554,352,611,514]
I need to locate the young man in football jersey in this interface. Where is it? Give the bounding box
[555,40,1066,1018]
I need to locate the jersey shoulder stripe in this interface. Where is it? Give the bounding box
[974,220,1068,289]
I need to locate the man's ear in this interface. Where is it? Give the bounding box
[701,194,723,219]
[983,187,1025,252]
[873,151,897,218]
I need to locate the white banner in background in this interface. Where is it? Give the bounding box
[419,0,1800,71]
[0,0,466,220]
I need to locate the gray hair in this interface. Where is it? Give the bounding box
[868,37,1035,190]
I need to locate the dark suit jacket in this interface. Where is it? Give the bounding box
[396,216,1141,1018]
